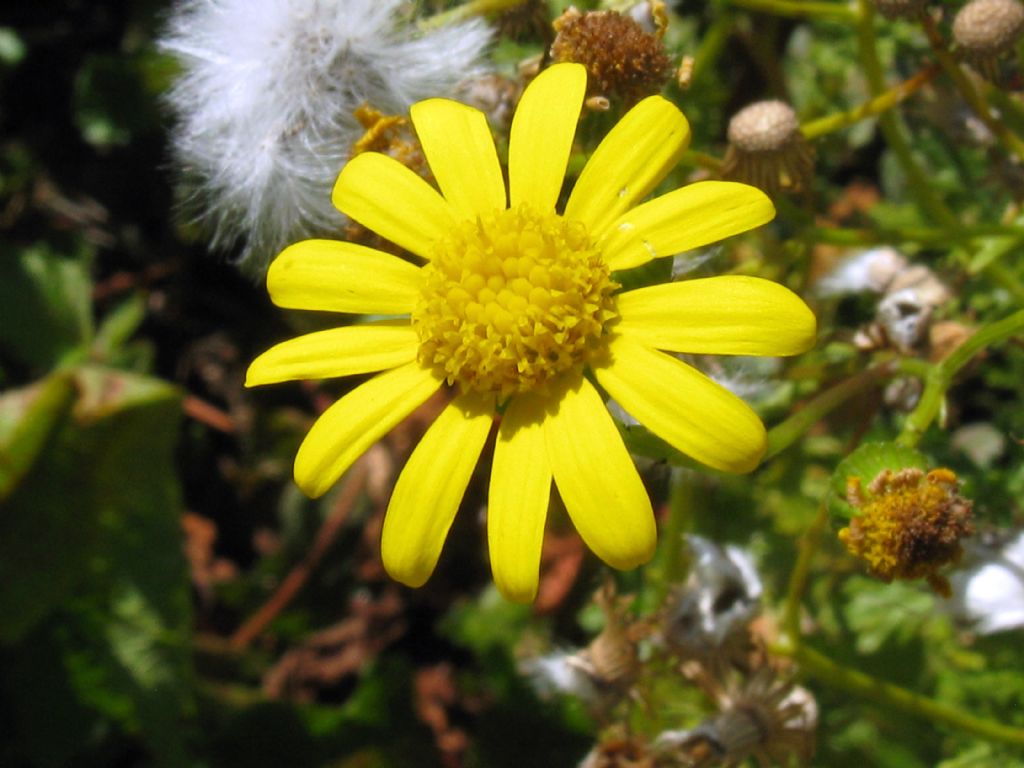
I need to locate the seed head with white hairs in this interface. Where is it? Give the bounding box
[161,0,491,270]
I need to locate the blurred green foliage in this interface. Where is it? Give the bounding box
[1,0,1023,765]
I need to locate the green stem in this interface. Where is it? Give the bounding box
[919,14,1024,161]
[688,13,734,89]
[657,469,695,604]
[781,504,830,641]
[765,363,897,460]
[964,213,1024,274]
[898,308,1024,447]
[777,643,1024,747]
[726,0,858,21]
[419,0,527,28]
[801,64,939,141]
[988,86,1024,132]
[982,261,1024,304]
[857,0,956,227]
[802,223,1024,245]
[680,149,724,173]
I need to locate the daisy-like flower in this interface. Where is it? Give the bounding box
[247,63,816,601]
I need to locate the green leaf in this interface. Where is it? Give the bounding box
[938,742,1024,768]
[73,51,163,148]
[1,365,192,766]
[843,576,936,654]
[0,374,100,642]
[0,27,26,66]
[93,292,147,358]
[0,242,93,371]
[0,371,77,501]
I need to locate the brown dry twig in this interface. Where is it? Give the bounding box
[230,457,370,648]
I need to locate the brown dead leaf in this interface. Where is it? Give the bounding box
[182,511,237,607]
[263,588,406,702]
[415,663,469,767]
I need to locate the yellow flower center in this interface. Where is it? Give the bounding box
[412,204,618,397]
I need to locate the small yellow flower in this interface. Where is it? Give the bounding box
[247,64,817,601]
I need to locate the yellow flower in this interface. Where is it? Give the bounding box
[247,63,816,602]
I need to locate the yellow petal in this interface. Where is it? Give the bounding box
[410,98,506,219]
[595,338,766,474]
[267,239,422,314]
[488,394,552,602]
[617,276,817,356]
[246,322,419,386]
[601,181,775,271]
[294,362,442,498]
[543,376,655,570]
[332,152,455,259]
[508,63,587,212]
[565,96,690,238]
[382,392,494,587]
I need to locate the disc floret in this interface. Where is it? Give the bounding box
[413,205,618,398]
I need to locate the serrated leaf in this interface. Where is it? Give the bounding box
[843,576,935,654]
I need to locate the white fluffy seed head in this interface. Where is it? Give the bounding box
[160,0,491,272]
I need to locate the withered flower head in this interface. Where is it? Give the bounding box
[873,0,927,20]
[520,583,643,715]
[351,104,426,169]
[551,7,672,105]
[344,105,430,253]
[578,726,654,768]
[952,0,1024,83]
[661,536,762,669]
[721,100,814,196]
[655,668,817,768]
[839,468,974,596]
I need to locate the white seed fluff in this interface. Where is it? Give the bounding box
[160,0,491,271]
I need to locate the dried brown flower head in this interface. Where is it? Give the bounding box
[551,8,672,105]
[520,582,645,717]
[344,105,430,253]
[952,0,1024,82]
[840,468,975,596]
[571,582,643,695]
[579,726,654,768]
[721,100,814,196]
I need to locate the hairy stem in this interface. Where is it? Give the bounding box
[765,362,898,460]
[897,308,1024,447]
[919,13,1024,161]
[776,643,1024,747]
[801,64,940,141]
[857,0,957,226]
[727,0,858,21]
